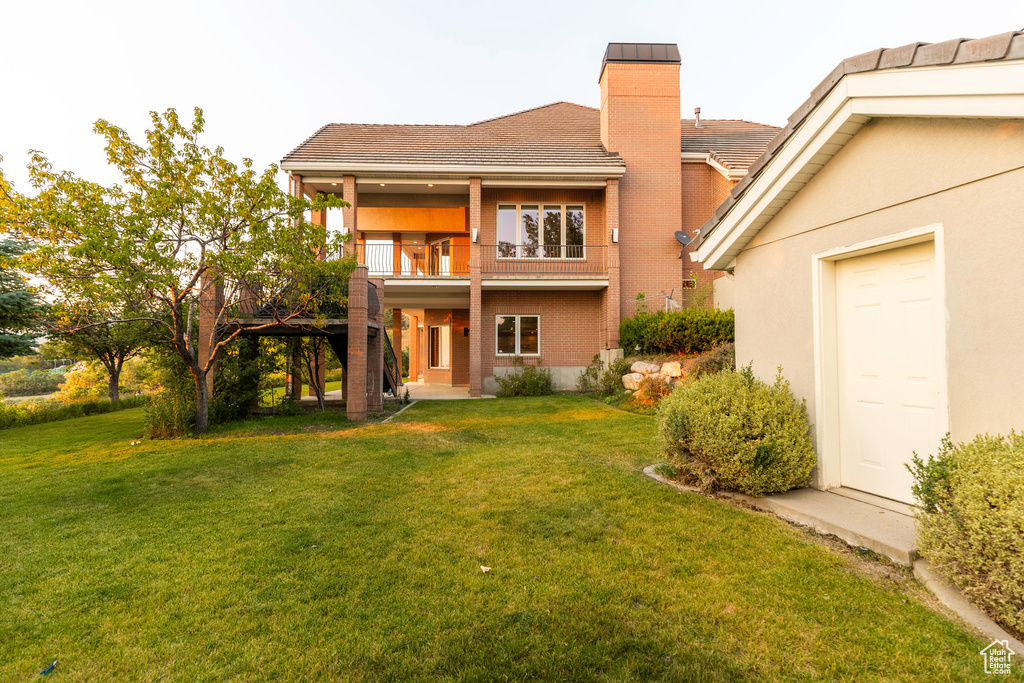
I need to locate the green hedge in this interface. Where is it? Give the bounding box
[0,394,149,431]
[619,308,734,355]
[0,369,65,396]
[909,434,1024,635]
[657,365,815,496]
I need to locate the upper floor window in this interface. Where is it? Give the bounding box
[497,204,584,259]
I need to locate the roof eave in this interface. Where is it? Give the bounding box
[280,161,627,178]
[696,59,1024,271]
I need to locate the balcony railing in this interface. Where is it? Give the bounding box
[357,243,608,278]
[480,244,606,277]
[358,243,470,277]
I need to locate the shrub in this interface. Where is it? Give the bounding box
[634,374,674,406]
[495,357,554,397]
[598,357,633,397]
[694,342,736,376]
[619,308,734,355]
[53,362,109,401]
[909,434,1024,636]
[326,368,345,383]
[0,368,65,396]
[0,394,149,431]
[657,365,815,496]
[576,354,602,393]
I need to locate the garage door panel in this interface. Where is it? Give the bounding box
[836,241,947,504]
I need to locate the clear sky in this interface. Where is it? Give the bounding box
[1,0,1020,191]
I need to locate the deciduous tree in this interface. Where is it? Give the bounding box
[13,108,352,432]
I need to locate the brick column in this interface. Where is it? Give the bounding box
[347,265,369,420]
[367,278,385,411]
[409,315,420,382]
[197,270,224,397]
[604,178,621,349]
[342,175,358,257]
[468,178,483,397]
[393,308,403,381]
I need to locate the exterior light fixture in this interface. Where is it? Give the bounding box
[379,183,386,187]
[427,183,434,187]
[331,182,337,186]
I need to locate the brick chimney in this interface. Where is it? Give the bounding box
[599,43,683,318]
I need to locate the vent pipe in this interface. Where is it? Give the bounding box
[694,107,702,128]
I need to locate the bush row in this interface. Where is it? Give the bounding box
[0,394,149,431]
[0,369,66,396]
[494,358,554,397]
[619,308,734,355]
[909,434,1024,636]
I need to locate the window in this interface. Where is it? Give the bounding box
[495,315,540,356]
[496,204,585,258]
[429,325,450,368]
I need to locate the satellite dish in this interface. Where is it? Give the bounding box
[674,231,692,246]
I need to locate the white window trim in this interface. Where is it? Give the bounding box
[428,325,450,369]
[810,223,949,491]
[496,203,586,260]
[494,314,541,357]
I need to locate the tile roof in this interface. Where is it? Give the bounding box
[680,119,781,171]
[698,30,1024,248]
[281,102,624,171]
[283,102,779,174]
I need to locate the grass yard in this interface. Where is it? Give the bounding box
[261,380,344,405]
[0,396,1006,681]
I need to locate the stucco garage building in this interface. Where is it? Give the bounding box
[696,32,1024,504]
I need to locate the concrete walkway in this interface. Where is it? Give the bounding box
[723,487,918,566]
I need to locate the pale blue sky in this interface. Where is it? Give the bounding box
[1,0,1020,190]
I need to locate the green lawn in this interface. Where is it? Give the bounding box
[0,397,1004,681]
[262,380,344,404]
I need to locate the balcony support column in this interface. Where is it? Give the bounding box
[409,315,420,382]
[342,175,358,257]
[469,178,483,397]
[347,265,369,420]
[604,178,621,350]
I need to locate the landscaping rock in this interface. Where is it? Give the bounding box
[622,373,644,391]
[647,373,669,384]
[661,361,683,377]
[631,361,661,375]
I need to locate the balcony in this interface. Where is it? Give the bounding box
[356,243,608,278]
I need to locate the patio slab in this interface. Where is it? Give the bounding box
[314,381,495,402]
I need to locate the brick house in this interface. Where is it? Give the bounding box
[278,43,777,405]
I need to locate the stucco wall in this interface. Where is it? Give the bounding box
[734,117,1024,446]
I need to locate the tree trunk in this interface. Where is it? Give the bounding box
[107,367,121,402]
[194,372,210,433]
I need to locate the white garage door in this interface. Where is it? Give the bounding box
[835,241,947,504]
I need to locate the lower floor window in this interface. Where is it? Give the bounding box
[429,325,450,368]
[495,315,539,356]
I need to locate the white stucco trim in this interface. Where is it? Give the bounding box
[809,223,949,491]
[698,60,1024,271]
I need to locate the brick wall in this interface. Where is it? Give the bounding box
[680,163,736,306]
[481,290,603,376]
[600,62,684,320]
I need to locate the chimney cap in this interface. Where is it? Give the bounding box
[601,43,681,80]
